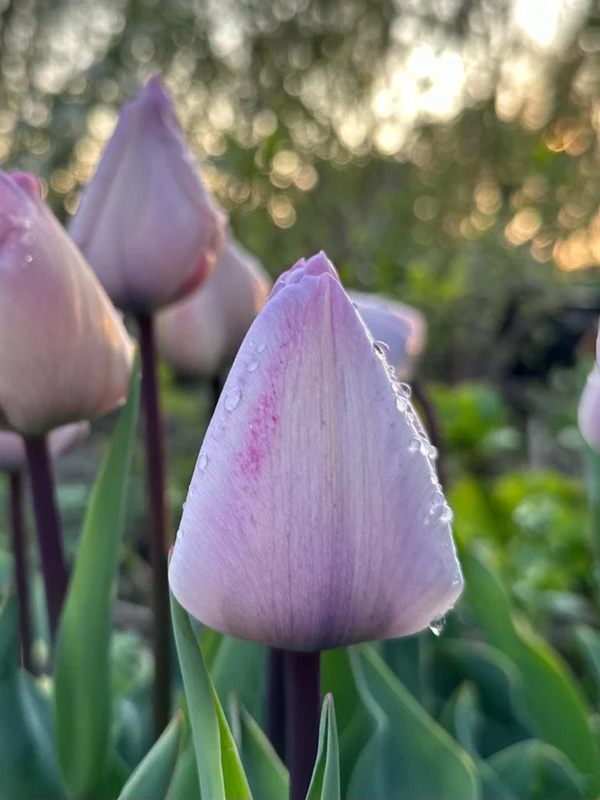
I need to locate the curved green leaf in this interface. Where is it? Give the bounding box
[347,645,478,800]
[462,546,600,793]
[118,714,182,799]
[54,356,141,798]
[306,694,340,800]
[171,593,251,800]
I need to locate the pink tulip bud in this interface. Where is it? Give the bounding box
[157,236,272,375]
[0,423,89,473]
[579,328,600,452]
[349,291,426,379]
[169,252,462,651]
[70,76,226,313]
[0,171,134,435]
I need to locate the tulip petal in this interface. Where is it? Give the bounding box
[70,76,225,312]
[579,367,600,453]
[0,172,134,434]
[169,254,462,651]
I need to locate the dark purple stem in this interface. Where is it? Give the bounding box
[137,312,171,738]
[285,650,321,800]
[24,435,68,641]
[268,647,287,762]
[8,471,33,671]
[411,378,448,490]
[209,372,223,417]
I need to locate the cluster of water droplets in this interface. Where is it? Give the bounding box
[372,338,454,528]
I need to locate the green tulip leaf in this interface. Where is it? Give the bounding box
[54,355,141,798]
[118,713,183,799]
[166,732,201,800]
[229,697,288,800]
[575,626,600,704]
[171,592,252,800]
[0,594,66,799]
[486,741,586,800]
[306,694,341,800]
[462,546,600,793]
[347,645,478,800]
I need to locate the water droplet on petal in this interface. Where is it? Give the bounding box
[374,340,390,357]
[396,395,408,413]
[440,504,454,524]
[246,360,259,373]
[409,437,421,453]
[428,444,438,460]
[429,616,446,636]
[398,382,412,398]
[256,340,266,353]
[224,387,241,411]
[24,254,33,264]
[198,453,208,471]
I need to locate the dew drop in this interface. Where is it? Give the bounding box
[428,444,438,460]
[256,340,266,353]
[224,387,241,411]
[24,254,33,264]
[198,453,208,471]
[398,383,412,398]
[409,437,421,453]
[396,395,408,413]
[246,360,259,373]
[440,504,454,524]
[429,616,446,636]
[374,340,390,357]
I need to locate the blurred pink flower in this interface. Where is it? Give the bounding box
[579,328,600,452]
[70,76,225,313]
[0,423,89,473]
[169,252,462,651]
[349,291,426,378]
[0,172,134,435]
[157,235,272,375]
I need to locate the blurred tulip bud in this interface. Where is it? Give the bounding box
[0,423,89,473]
[349,291,426,379]
[157,236,272,375]
[169,252,462,651]
[579,329,600,452]
[0,172,134,435]
[70,76,225,313]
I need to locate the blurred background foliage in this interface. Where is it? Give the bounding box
[0,0,600,683]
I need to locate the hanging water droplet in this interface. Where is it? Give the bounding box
[428,444,438,460]
[409,437,421,453]
[198,453,208,471]
[256,340,266,353]
[24,254,33,264]
[181,500,187,511]
[396,395,408,412]
[419,438,430,456]
[429,616,446,636]
[440,504,454,524]
[398,382,412,398]
[374,340,390,357]
[224,387,241,411]
[246,360,259,373]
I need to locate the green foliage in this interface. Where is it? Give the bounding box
[306,695,341,800]
[118,714,182,800]
[54,357,141,797]
[230,699,288,800]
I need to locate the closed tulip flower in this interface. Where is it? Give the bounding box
[169,252,462,652]
[70,75,225,313]
[157,235,272,375]
[349,291,426,378]
[0,172,134,435]
[0,422,89,474]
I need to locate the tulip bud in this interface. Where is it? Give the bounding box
[157,236,272,375]
[579,329,600,452]
[349,291,426,378]
[0,423,89,473]
[70,76,225,313]
[169,252,462,651]
[0,172,134,435]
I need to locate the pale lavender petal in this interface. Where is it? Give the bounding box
[169,253,462,651]
[70,76,225,313]
[579,366,600,453]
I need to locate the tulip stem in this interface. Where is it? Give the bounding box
[137,312,171,738]
[24,435,68,642]
[267,647,287,762]
[285,650,321,800]
[209,372,223,416]
[411,379,448,489]
[8,471,33,671]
